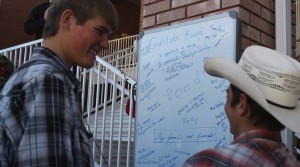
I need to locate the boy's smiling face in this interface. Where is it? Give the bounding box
[62,14,112,68]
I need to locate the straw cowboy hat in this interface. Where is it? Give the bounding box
[204,45,300,133]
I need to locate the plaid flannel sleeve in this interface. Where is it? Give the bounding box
[4,74,70,166]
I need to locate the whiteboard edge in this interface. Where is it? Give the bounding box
[141,11,237,35]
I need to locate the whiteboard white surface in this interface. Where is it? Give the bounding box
[135,11,238,167]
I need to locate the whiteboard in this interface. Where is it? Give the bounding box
[135,11,238,167]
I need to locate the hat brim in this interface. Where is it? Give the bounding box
[204,57,300,133]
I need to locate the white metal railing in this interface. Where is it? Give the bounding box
[0,35,138,67]
[100,35,138,56]
[0,35,138,167]
[79,56,136,167]
[0,39,42,69]
[101,46,137,80]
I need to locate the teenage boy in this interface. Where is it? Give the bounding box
[0,0,119,166]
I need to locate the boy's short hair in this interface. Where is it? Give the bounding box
[230,84,285,131]
[43,0,119,38]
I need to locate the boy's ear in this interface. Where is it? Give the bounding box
[60,9,74,30]
[239,93,251,118]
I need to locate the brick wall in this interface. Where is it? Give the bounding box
[141,0,296,58]
[141,0,299,158]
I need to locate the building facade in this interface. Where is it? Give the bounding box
[141,0,295,58]
[140,0,298,158]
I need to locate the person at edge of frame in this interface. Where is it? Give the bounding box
[0,0,119,166]
[24,0,52,39]
[183,45,300,167]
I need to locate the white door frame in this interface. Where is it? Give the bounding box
[275,0,293,151]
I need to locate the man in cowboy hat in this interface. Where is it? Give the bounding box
[183,45,300,166]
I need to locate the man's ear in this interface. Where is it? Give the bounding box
[239,93,251,118]
[60,9,74,31]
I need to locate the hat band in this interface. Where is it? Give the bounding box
[240,56,300,108]
[267,99,295,110]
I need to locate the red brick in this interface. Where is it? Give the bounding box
[157,7,185,24]
[249,40,260,46]
[202,7,238,18]
[171,15,203,25]
[292,13,296,25]
[144,0,157,5]
[250,13,272,35]
[187,0,220,17]
[292,36,296,48]
[144,0,170,16]
[249,13,261,28]
[291,1,296,13]
[270,0,275,11]
[143,16,156,28]
[261,32,275,48]
[242,24,260,42]
[292,25,296,37]
[237,7,250,24]
[172,0,202,8]
[270,24,275,36]
[222,0,239,8]
[292,50,296,59]
[241,37,250,51]
[255,0,271,9]
[240,0,260,15]
[261,7,274,23]
[145,22,169,31]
